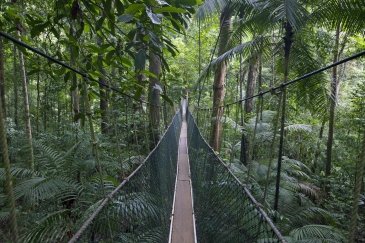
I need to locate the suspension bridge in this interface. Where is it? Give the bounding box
[68,99,286,243]
[1,30,364,242]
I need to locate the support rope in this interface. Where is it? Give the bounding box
[68,108,182,243]
[187,108,286,242]
[196,50,365,109]
[0,31,152,105]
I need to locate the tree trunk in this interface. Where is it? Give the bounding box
[348,131,365,243]
[97,38,109,134]
[148,51,161,149]
[210,6,232,151]
[251,58,262,161]
[18,43,35,171]
[244,56,258,114]
[57,98,61,134]
[43,83,47,131]
[0,38,6,117]
[70,24,80,124]
[0,95,19,242]
[263,92,282,203]
[312,118,326,173]
[99,79,109,134]
[326,25,341,179]
[242,55,258,171]
[274,22,293,212]
[162,86,168,129]
[36,70,40,134]
[13,45,19,128]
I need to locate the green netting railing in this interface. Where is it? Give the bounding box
[187,108,286,243]
[69,109,182,243]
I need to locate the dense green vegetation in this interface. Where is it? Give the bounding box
[0,0,364,242]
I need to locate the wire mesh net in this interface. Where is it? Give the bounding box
[73,109,182,242]
[187,108,285,243]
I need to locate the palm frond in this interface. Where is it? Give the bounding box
[291,207,336,226]
[285,124,313,133]
[197,35,269,84]
[13,177,81,205]
[312,0,365,33]
[21,209,71,243]
[196,0,254,20]
[196,0,228,20]
[289,224,345,242]
[0,167,39,181]
[289,36,328,115]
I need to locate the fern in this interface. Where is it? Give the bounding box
[0,167,38,181]
[13,177,81,206]
[288,224,345,242]
[21,209,72,243]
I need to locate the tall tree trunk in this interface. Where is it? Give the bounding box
[97,39,109,134]
[251,58,262,161]
[348,131,365,243]
[18,42,35,171]
[263,92,282,203]
[70,24,80,124]
[43,83,47,131]
[274,22,293,212]
[57,98,61,134]
[13,45,19,127]
[0,38,6,117]
[241,55,258,169]
[326,25,340,180]
[312,118,326,172]
[0,95,19,242]
[99,79,109,134]
[148,51,161,149]
[244,56,258,114]
[36,70,40,134]
[210,6,232,151]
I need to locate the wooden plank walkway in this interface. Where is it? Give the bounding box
[169,103,196,243]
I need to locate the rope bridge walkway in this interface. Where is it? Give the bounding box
[69,101,285,243]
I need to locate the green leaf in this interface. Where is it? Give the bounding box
[103,0,112,15]
[118,14,134,23]
[120,57,133,67]
[64,71,72,83]
[161,94,173,106]
[30,21,49,37]
[125,4,144,15]
[27,69,41,76]
[154,6,186,14]
[146,8,162,24]
[141,70,157,79]
[135,49,146,70]
[156,0,169,5]
[105,50,115,64]
[115,0,125,15]
[96,16,105,31]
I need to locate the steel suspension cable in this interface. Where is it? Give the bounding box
[195,50,365,109]
[0,31,150,105]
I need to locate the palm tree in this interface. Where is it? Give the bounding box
[209,5,233,151]
[311,0,365,186]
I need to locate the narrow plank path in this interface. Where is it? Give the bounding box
[169,102,196,243]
